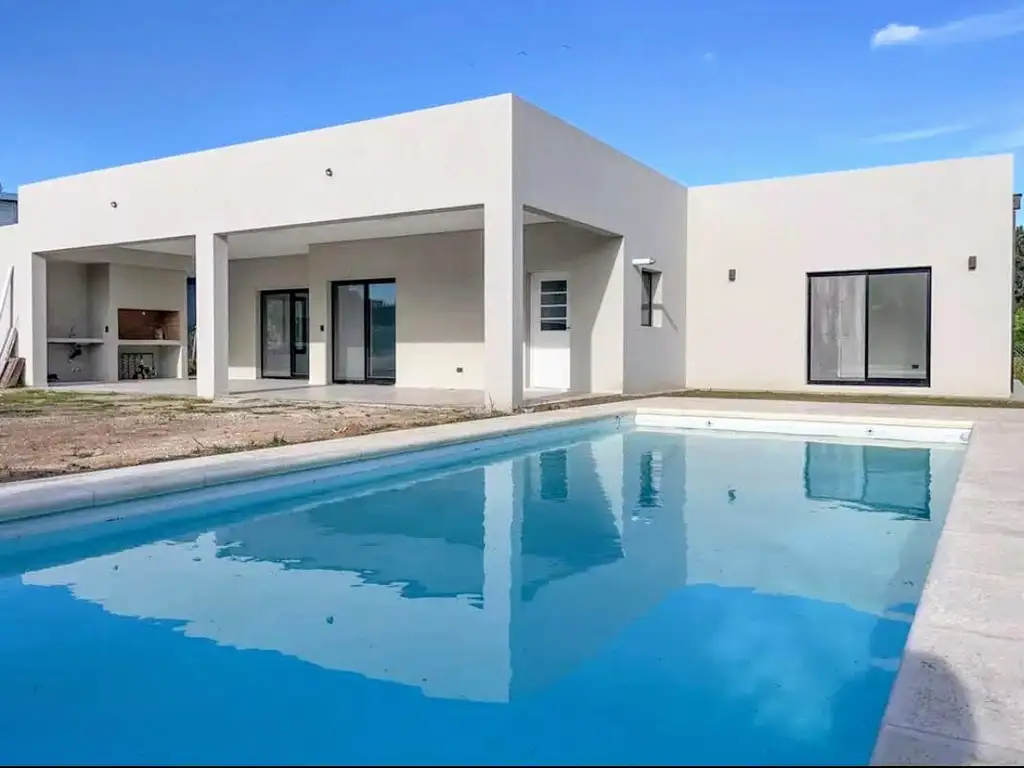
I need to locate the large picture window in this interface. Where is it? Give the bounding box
[807,267,931,386]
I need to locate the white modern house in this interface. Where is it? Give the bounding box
[0,94,1016,408]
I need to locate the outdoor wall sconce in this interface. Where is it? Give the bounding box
[728,268,736,282]
[325,168,334,177]
[110,201,118,208]
[968,255,977,271]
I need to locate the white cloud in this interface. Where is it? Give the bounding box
[871,7,1024,47]
[868,124,969,143]
[871,23,922,47]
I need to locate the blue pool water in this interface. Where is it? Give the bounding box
[0,420,965,766]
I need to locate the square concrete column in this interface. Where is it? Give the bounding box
[307,249,329,386]
[195,234,229,398]
[19,253,47,387]
[484,202,525,411]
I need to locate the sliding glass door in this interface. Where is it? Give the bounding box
[807,267,931,386]
[331,279,397,384]
[367,282,396,381]
[333,284,365,382]
[260,289,309,379]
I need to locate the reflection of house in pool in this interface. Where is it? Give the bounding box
[218,444,629,606]
[803,442,932,519]
[676,430,961,617]
[519,448,625,602]
[22,433,690,703]
[217,468,490,604]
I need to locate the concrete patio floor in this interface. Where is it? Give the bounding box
[48,378,581,408]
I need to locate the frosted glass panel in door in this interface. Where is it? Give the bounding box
[808,274,866,382]
[368,282,396,380]
[333,284,365,381]
[867,271,929,380]
[261,293,292,378]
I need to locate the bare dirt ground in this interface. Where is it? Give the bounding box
[3,385,1005,485]
[0,390,489,483]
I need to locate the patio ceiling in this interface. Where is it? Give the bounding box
[116,207,555,260]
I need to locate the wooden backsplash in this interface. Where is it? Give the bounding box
[117,308,181,341]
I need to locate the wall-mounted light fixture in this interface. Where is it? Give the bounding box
[110,201,118,208]
[631,257,656,267]
[325,168,334,177]
[968,255,977,271]
[728,268,737,282]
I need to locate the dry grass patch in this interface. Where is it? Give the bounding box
[0,390,486,483]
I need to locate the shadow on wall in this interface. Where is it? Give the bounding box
[871,651,978,766]
[523,222,620,394]
[567,239,617,394]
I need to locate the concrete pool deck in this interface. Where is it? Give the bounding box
[1,394,1023,764]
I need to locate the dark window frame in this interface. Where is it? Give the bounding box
[330,278,397,386]
[538,277,569,332]
[806,266,932,388]
[640,270,655,327]
[186,277,196,331]
[259,288,310,380]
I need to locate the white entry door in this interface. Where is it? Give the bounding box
[530,272,571,390]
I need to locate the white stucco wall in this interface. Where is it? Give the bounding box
[312,231,485,390]
[110,263,188,319]
[15,97,514,254]
[0,225,48,385]
[686,155,1015,399]
[229,254,308,380]
[229,232,485,388]
[45,261,97,381]
[523,223,622,394]
[228,223,619,392]
[0,226,21,305]
[512,98,688,395]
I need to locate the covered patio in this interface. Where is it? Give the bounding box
[35,203,624,410]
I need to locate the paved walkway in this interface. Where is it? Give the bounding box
[50,378,583,408]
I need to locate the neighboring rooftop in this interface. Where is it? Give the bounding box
[0,191,17,226]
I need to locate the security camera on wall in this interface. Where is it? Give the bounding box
[631,257,656,267]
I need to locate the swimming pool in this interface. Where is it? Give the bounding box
[0,418,965,765]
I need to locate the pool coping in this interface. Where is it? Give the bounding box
[2,395,1023,763]
[0,401,637,522]
[0,401,979,523]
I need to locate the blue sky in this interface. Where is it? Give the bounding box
[1,0,1022,191]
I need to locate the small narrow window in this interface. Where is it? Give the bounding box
[641,270,656,327]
